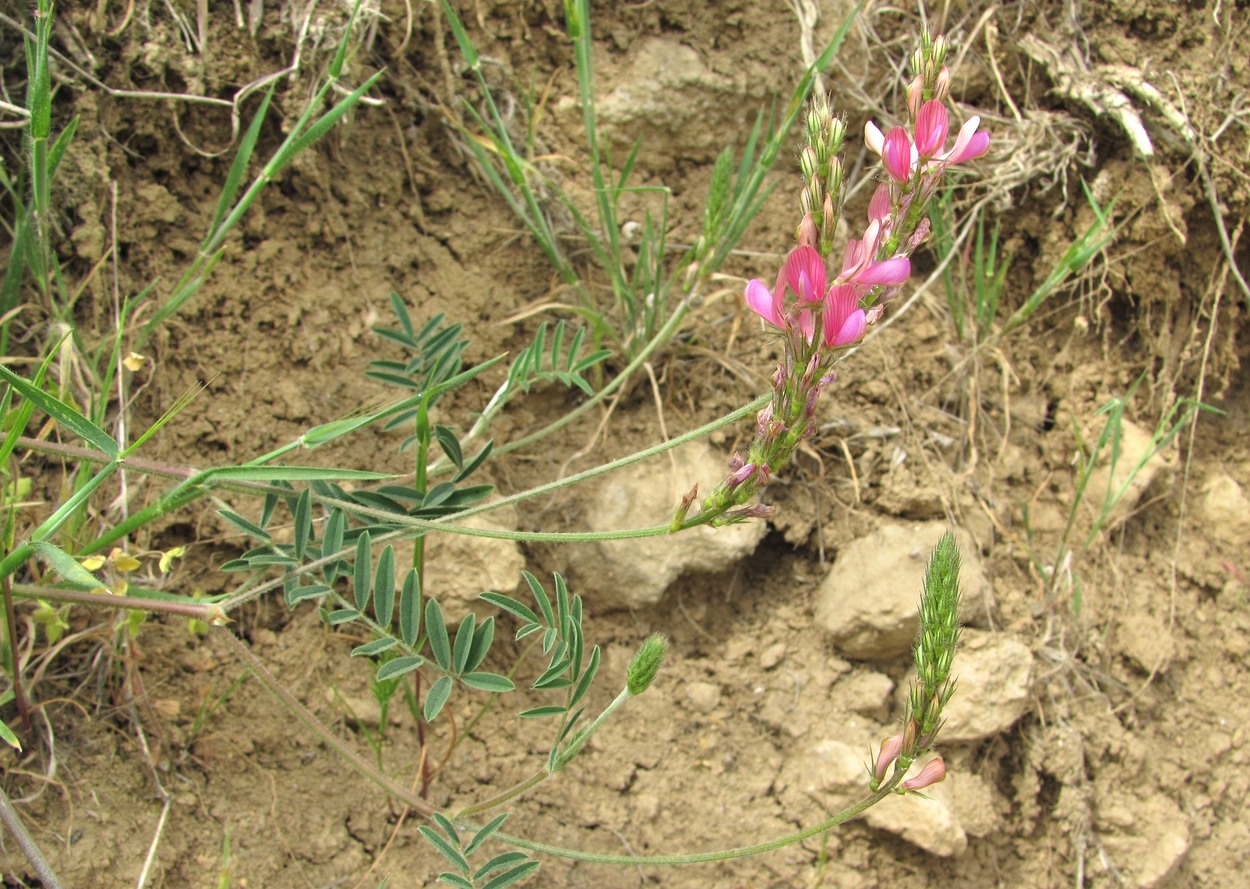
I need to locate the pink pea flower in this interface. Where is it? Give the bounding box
[913,100,949,157]
[873,733,904,783]
[867,184,892,223]
[823,283,866,348]
[937,114,990,165]
[902,756,947,791]
[839,220,911,287]
[744,264,786,328]
[881,127,913,182]
[785,246,827,303]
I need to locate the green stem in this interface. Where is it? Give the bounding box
[8,582,225,622]
[449,393,770,526]
[490,773,904,865]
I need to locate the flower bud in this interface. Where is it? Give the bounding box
[902,756,947,791]
[907,76,925,120]
[800,145,819,180]
[627,633,669,696]
[796,213,819,249]
[934,67,951,103]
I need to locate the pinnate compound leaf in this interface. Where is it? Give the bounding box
[465,616,495,672]
[374,544,395,629]
[519,705,566,718]
[453,440,493,484]
[325,608,360,625]
[436,874,473,889]
[460,672,514,693]
[433,424,463,469]
[424,675,453,721]
[523,571,555,627]
[417,824,469,873]
[351,637,399,657]
[400,568,421,646]
[568,644,600,709]
[375,655,424,681]
[473,852,528,879]
[478,591,538,626]
[464,814,510,857]
[426,598,451,670]
[321,508,345,581]
[481,860,541,889]
[353,531,372,611]
[218,509,271,542]
[452,613,476,675]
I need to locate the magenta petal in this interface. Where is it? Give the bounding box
[798,308,817,344]
[830,309,867,347]
[745,279,783,327]
[856,257,911,286]
[785,245,827,303]
[882,127,913,182]
[867,184,892,223]
[914,100,948,157]
[948,130,990,165]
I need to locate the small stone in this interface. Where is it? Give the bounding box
[836,670,894,718]
[816,522,990,660]
[1099,793,1190,888]
[936,630,1033,743]
[1201,473,1250,547]
[759,642,787,670]
[685,681,722,714]
[572,442,767,609]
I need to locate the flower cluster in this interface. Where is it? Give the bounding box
[672,30,989,531]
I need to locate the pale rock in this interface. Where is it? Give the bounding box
[796,739,967,857]
[1200,472,1250,547]
[864,772,968,858]
[1083,418,1173,532]
[574,442,767,608]
[835,670,895,719]
[417,507,525,623]
[592,38,757,166]
[759,641,787,670]
[815,522,990,659]
[685,681,722,714]
[1099,793,1190,888]
[937,630,1033,743]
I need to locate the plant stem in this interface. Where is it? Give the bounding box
[0,781,62,889]
[8,583,225,622]
[489,773,904,866]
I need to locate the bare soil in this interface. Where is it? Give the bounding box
[3,1,1249,887]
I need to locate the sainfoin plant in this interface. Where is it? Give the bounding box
[0,18,984,886]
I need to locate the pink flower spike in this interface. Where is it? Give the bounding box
[745,279,783,327]
[902,757,947,792]
[942,115,990,165]
[822,283,867,348]
[913,100,949,158]
[867,184,891,223]
[785,246,827,304]
[882,127,913,182]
